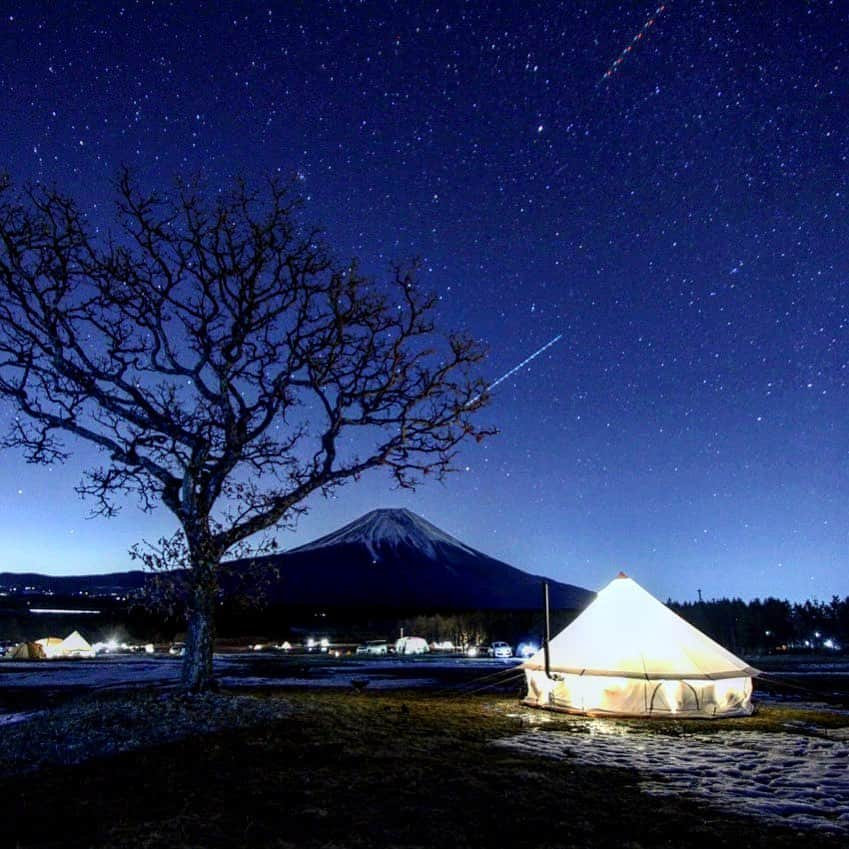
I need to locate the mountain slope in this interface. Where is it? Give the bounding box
[262,508,591,610]
[0,509,592,611]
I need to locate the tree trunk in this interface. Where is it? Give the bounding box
[181,579,216,692]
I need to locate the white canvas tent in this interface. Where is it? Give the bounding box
[35,631,93,659]
[395,636,429,655]
[9,641,46,660]
[35,636,64,659]
[58,630,94,658]
[523,573,758,718]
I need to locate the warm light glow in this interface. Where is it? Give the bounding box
[660,680,680,713]
[523,576,756,718]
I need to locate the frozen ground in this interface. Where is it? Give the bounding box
[3,654,849,836]
[498,715,849,835]
[0,653,521,695]
[0,656,183,689]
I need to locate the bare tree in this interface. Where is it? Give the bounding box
[0,170,493,691]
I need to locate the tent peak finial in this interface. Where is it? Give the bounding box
[615,571,629,579]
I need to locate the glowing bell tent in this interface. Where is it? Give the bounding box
[58,630,94,658]
[523,573,758,718]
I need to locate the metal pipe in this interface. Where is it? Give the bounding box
[543,581,552,679]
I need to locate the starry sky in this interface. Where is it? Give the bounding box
[1,1,847,602]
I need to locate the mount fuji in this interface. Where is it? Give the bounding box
[0,509,591,613]
[259,508,591,611]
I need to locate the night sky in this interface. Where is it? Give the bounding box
[1,1,847,602]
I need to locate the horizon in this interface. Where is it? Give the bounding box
[0,499,844,606]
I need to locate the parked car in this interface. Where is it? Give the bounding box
[490,641,513,658]
[356,640,389,656]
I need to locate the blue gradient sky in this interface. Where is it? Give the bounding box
[1,1,847,602]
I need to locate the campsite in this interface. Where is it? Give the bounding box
[1,559,849,846]
[1,645,849,846]
[2,1,849,846]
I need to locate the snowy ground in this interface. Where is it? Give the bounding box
[2,654,849,835]
[497,714,849,835]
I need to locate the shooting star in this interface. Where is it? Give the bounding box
[600,3,670,84]
[471,333,563,404]
[553,4,671,177]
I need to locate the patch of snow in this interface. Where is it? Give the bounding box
[292,507,480,560]
[497,720,849,834]
[0,711,40,727]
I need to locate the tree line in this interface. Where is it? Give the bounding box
[400,597,849,657]
[669,596,849,655]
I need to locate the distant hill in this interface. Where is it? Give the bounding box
[0,508,592,611]
[0,571,146,596]
[253,508,591,611]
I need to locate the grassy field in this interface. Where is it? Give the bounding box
[1,689,847,849]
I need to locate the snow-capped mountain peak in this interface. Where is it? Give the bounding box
[292,508,479,561]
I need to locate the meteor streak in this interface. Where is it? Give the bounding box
[553,4,671,177]
[600,3,670,84]
[472,333,563,404]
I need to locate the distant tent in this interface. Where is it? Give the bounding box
[395,636,429,655]
[10,641,46,660]
[523,573,758,718]
[58,630,94,658]
[35,636,64,659]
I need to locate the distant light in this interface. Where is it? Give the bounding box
[518,642,538,658]
[29,608,101,614]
